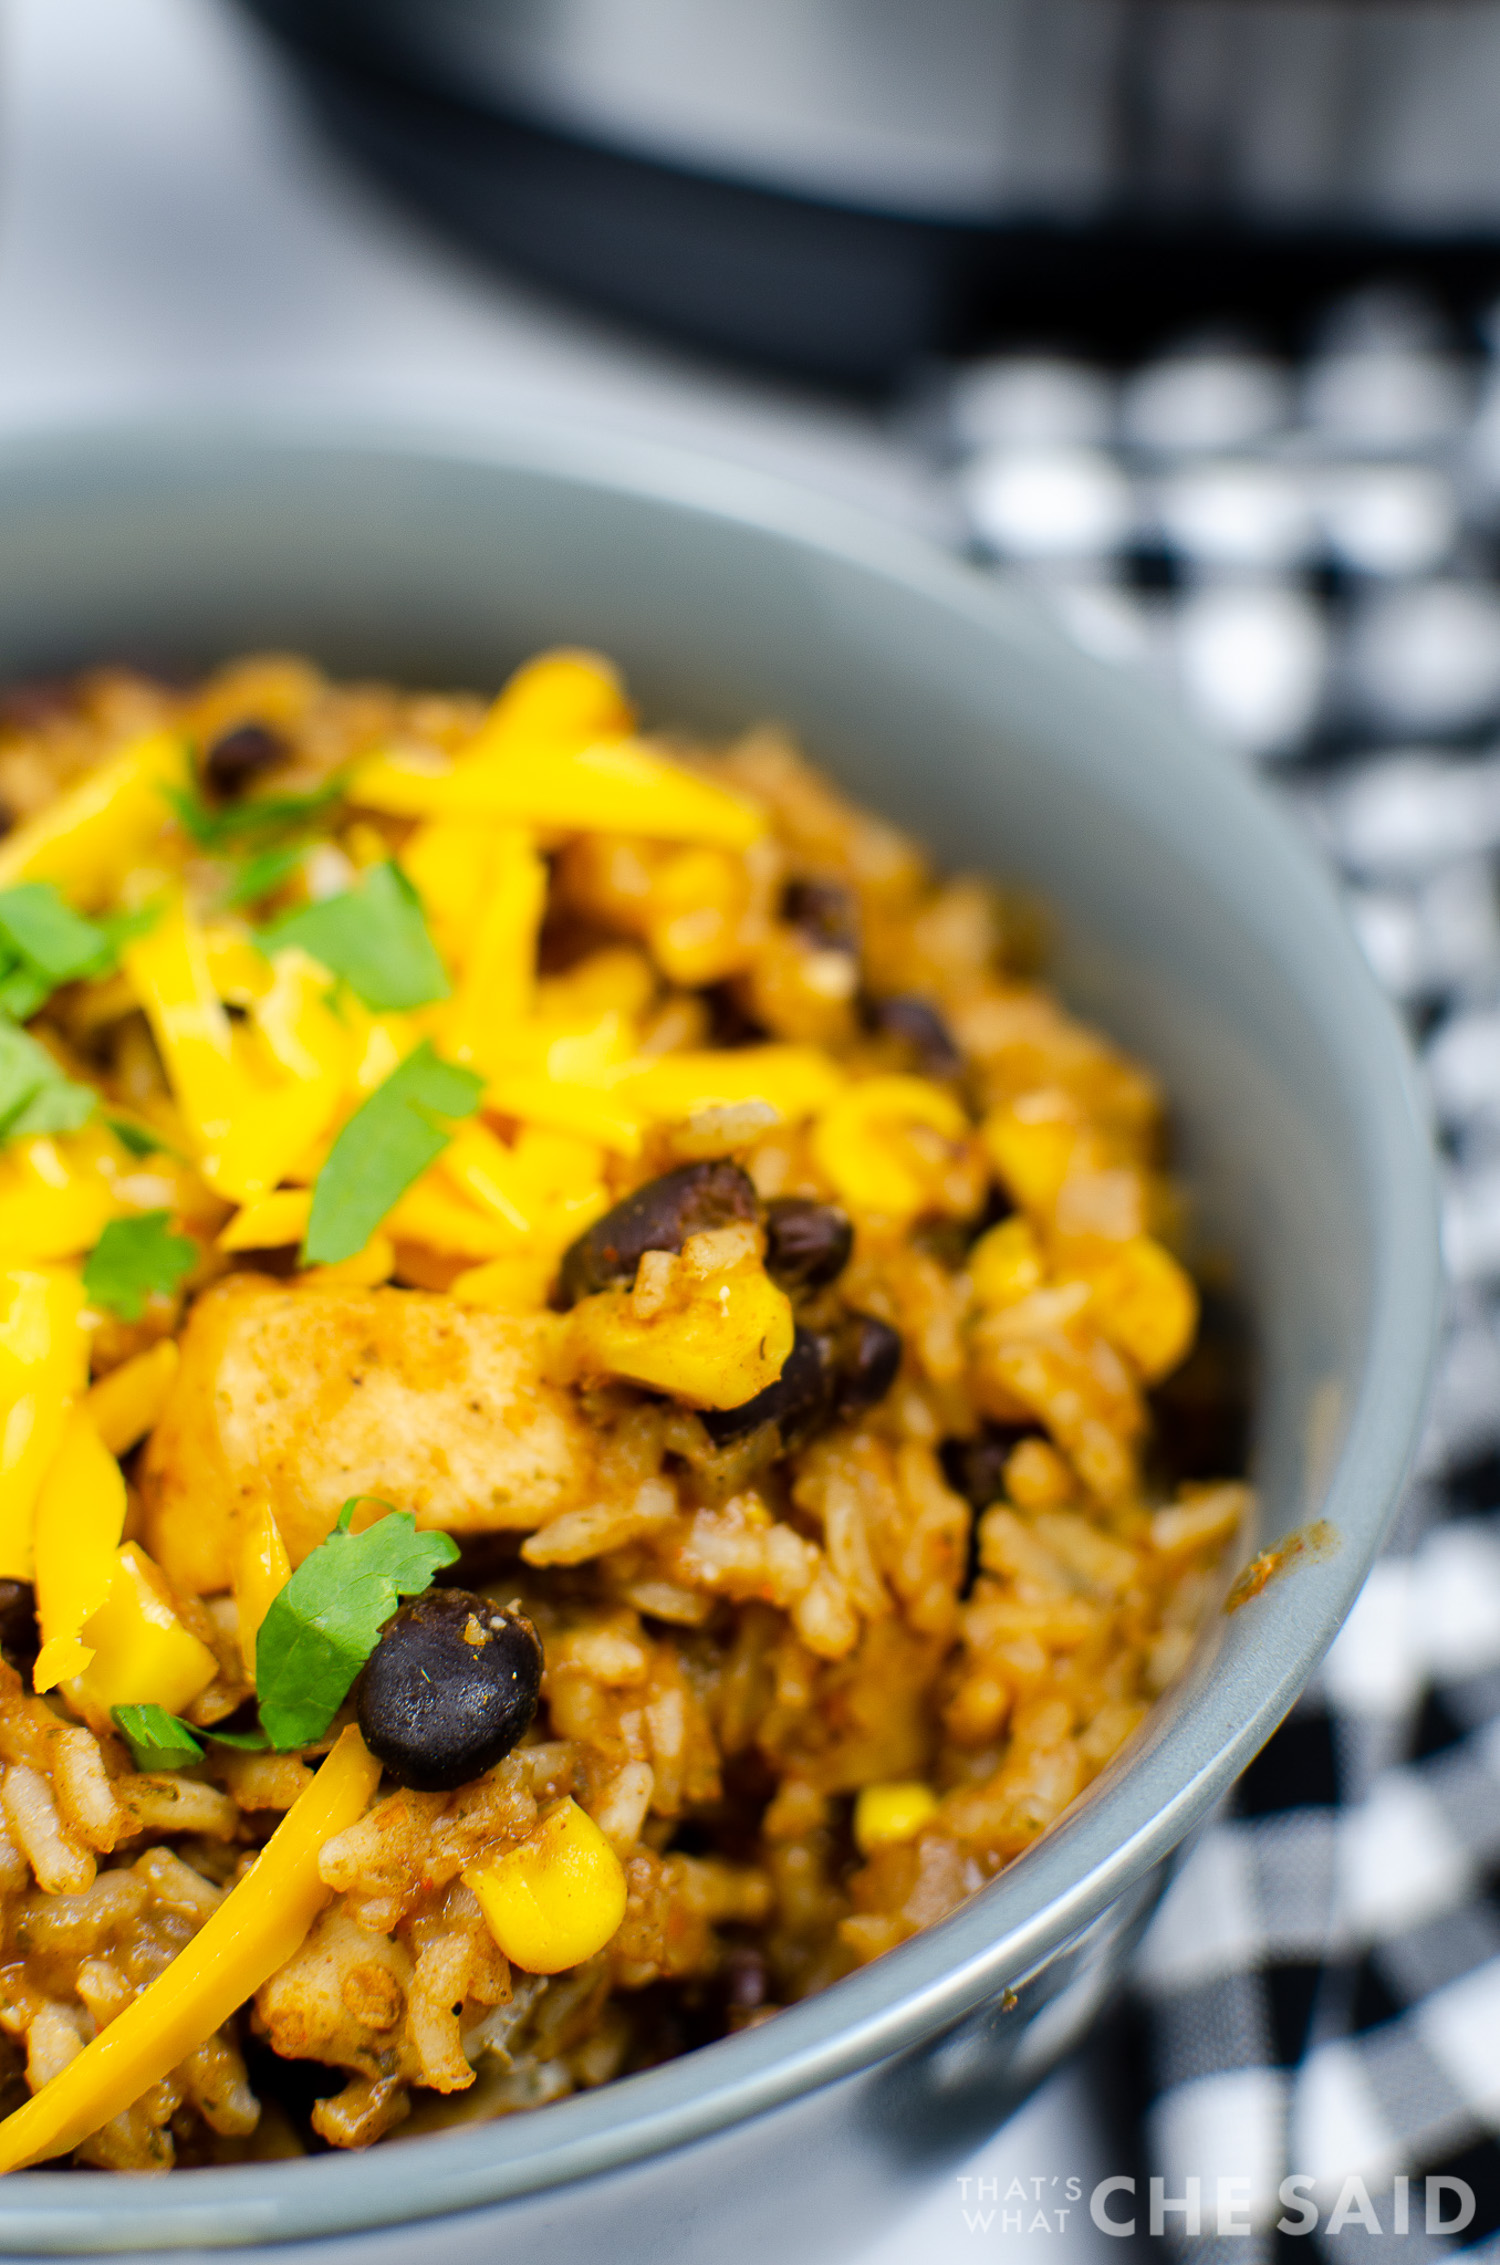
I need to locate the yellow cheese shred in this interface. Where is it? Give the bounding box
[0,1727,381,2173]
[234,1499,291,1682]
[0,1267,88,1583]
[81,1339,179,1458]
[0,731,183,905]
[352,738,766,849]
[32,1411,126,1691]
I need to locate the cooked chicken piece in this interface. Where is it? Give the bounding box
[140,1276,595,1593]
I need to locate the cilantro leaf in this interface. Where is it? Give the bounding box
[111,1704,269,1770]
[222,841,308,910]
[255,1498,459,1749]
[303,1039,483,1266]
[258,862,449,1013]
[112,1705,204,1772]
[0,884,112,984]
[92,903,161,959]
[0,884,156,1025]
[162,777,344,853]
[0,965,50,1022]
[83,1211,196,1320]
[104,1112,169,1159]
[0,1018,96,1140]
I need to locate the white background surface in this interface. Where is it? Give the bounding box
[0,3,1123,2251]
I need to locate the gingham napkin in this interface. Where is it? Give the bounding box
[941,291,1500,2255]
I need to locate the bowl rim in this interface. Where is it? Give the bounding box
[0,408,1443,2252]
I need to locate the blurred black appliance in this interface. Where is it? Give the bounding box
[242,0,1500,384]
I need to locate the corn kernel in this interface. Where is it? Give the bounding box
[981,1097,1086,1215]
[68,1543,218,1721]
[853,1781,940,1856]
[969,1216,1046,1308]
[563,1230,794,1409]
[812,1076,968,1221]
[1079,1235,1198,1383]
[463,1797,628,1974]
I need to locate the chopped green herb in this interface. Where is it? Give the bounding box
[0,884,157,1023]
[93,903,161,958]
[0,966,50,1022]
[0,883,113,985]
[111,1705,204,1772]
[165,774,348,914]
[83,1211,196,1321]
[258,862,449,1013]
[203,1724,271,1751]
[162,777,343,853]
[0,1019,96,1140]
[303,1039,484,1267]
[111,1704,269,1771]
[104,1112,169,1159]
[222,840,309,910]
[255,1498,459,1750]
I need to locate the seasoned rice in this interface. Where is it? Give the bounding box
[0,650,1247,2167]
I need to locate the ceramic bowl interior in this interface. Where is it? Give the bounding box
[0,417,1440,2252]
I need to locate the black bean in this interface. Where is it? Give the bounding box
[356,1590,543,1793]
[939,1426,1042,1513]
[782,878,859,957]
[968,1181,1017,1240]
[941,1425,1044,1597]
[557,1161,757,1307]
[203,722,286,800]
[702,983,767,1050]
[762,1198,853,1292]
[699,1325,838,1447]
[866,994,963,1078]
[0,1581,38,1682]
[834,1313,903,1418]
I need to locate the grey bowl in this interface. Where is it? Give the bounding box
[0,417,1439,2262]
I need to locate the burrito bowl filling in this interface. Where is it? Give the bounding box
[0,648,1247,2169]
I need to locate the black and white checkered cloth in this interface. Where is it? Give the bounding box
[941,287,1500,2257]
